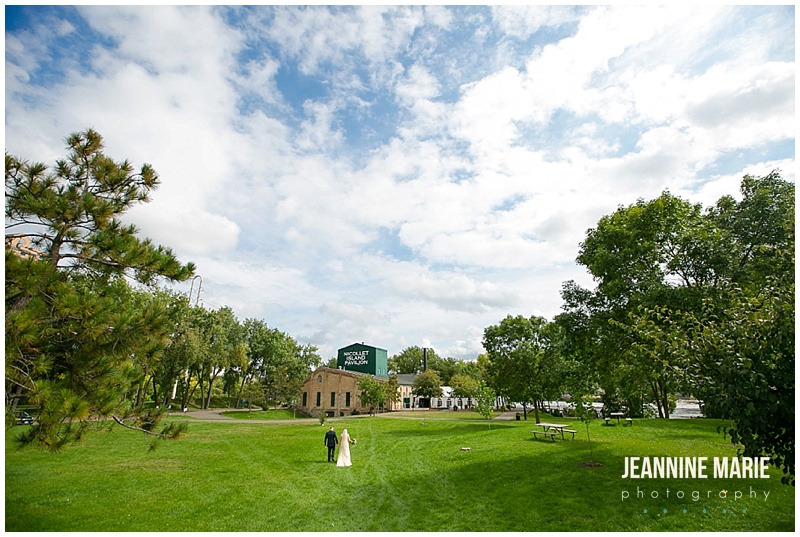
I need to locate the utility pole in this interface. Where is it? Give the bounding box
[174,274,202,402]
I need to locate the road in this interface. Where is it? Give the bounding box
[168,408,522,423]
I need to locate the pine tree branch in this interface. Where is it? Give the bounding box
[111,415,172,437]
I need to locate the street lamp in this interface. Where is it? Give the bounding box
[188,275,202,306]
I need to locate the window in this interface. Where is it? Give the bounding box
[330,392,336,407]
[302,392,307,406]
[316,392,321,406]
[317,375,322,383]
[345,392,351,407]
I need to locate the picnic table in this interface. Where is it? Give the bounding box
[610,412,624,425]
[532,422,576,441]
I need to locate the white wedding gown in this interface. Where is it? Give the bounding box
[337,430,352,467]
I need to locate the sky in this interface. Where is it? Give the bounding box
[5,5,796,362]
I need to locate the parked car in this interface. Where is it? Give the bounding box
[15,411,34,425]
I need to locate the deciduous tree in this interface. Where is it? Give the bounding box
[450,374,478,407]
[565,171,794,484]
[474,381,496,430]
[411,370,443,407]
[483,315,562,422]
[356,375,386,416]
[632,283,794,484]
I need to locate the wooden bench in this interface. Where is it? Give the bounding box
[625,418,633,426]
[562,429,577,440]
[532,430,557,441]
[604,417,612,425]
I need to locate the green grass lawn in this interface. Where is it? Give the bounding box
[5,413,794,532]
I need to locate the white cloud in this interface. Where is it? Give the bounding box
[234,56,284,107]
[126,204,241,258]
[376,259,519,312]
[454,66,531,152]
[296,99,346,152]
[265,5,423,86]
[491,5,580,38]
[684,62,795,145]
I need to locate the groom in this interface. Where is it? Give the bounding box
[324,426,338,462]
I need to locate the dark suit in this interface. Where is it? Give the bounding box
[324,429,338,462]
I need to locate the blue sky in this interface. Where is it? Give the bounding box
[5,5,795,361]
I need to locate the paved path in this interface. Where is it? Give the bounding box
[168,408,314,424]
[170,408,523,423]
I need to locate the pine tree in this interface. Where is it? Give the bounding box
[6,129,195,449]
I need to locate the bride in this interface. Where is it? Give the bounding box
[336,428,356,467]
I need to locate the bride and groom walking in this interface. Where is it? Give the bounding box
[324,426,356,467]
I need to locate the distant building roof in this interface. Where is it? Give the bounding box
[339,342,388,352]
[396,373,417,386]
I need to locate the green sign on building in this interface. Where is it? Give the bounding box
[337,343,388,378]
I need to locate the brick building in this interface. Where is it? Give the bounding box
[299,367,381,417]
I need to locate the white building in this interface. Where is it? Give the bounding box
[394,373,476,410]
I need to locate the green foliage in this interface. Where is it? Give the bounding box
[631,283,794,484]
[5,130,195,284]
[572,192,714,418]
[474,381,496,429]
[388,347,473,386]
[383,374,401,407]
[238,319,319,409]
[578,191,726,301]
[357,375,389,416]
[449,374,478,400]
[5,129,194,449]
[564,171,794,423]
[712,170,795,290]
[425,355,467,386]
[411,369,443,402]
[191,306,247,410]
[240,381,267,410]
[558,171,794,486]
[483,315,565,422]
[389,346,431,374]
